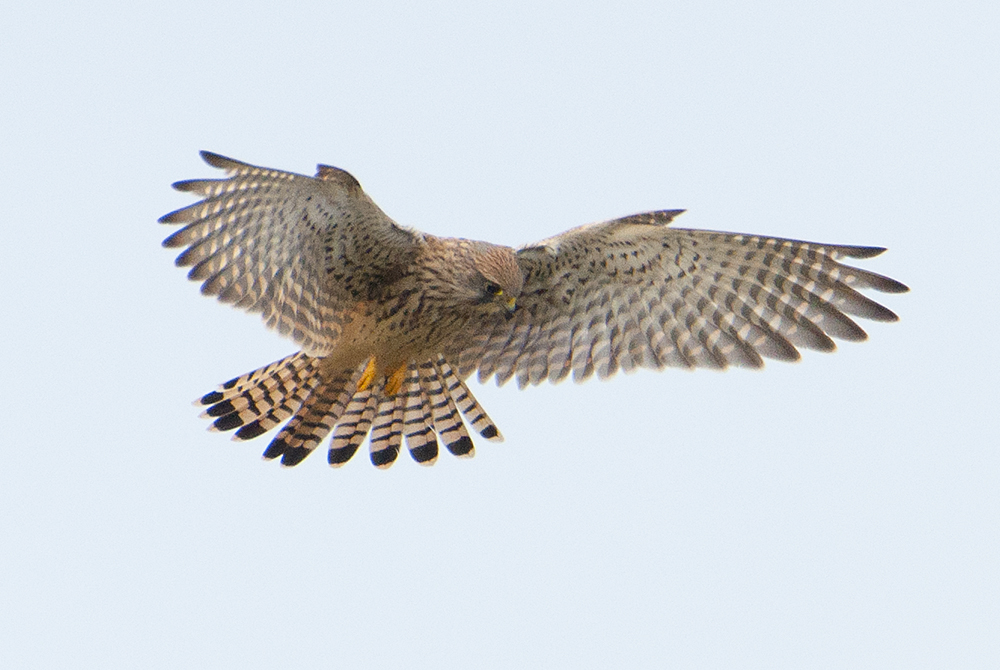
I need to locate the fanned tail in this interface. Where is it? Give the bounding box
[196,353,503,468]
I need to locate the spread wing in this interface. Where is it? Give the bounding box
[449,210,908,387]
[160,151,422,356]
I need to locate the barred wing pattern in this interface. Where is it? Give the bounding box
[451,211,908,388]
[160,152,421,356]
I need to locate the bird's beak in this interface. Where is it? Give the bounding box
[504,296,518,319]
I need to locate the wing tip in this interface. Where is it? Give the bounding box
[840,245,887,259]
[168,179,204,194]
[838,247,910,292]
[199,150,233,168]
[879,277,910,294]
[659,209,686,223]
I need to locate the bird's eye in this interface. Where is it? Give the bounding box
[485,282,503,296]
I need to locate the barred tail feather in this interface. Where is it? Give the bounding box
[328,389,376,467]
[418,359,475,457]
[196,352,318,412]
[401,368,439,466]
[261,367,362,466]
[196,353,504,468]
[197,354,321,436]
[368,391,404,468]
[437,356,504,442]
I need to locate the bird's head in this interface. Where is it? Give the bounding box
[468,242,523,318]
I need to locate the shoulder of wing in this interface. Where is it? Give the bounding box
[514,209,686,276]
[518,209,685,254]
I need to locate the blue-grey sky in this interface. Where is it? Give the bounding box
[1,1,997,668]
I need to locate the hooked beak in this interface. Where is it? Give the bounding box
[504,296,518,320]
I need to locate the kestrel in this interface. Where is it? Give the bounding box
[161,151,908,468]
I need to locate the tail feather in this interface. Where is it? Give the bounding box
[438,357,504,442]
[419,359,475,457]
[197,353,317,406]
[369,392,404,468]
[401,369,439,465]
[232,377,313,440]
[196,353,504,468]
[197,354,321,433]
[328,389,376,467]
[262,367,362,466]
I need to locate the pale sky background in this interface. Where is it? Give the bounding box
[1,1,997,668]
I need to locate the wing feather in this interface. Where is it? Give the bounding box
[450,210,907,386]
[160,151,421,355]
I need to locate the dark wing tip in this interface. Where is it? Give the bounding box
[624,210,687,227]
[759,333,802,362]
[853,268,910,295]
[161,228,187,247]
[169,179,204,193]
[159,210,184,225]
[658,209,686,223]
[861,303,901,323]
[836,246,909,293]
[839,245,887,259]
[878,277,910,294]
[199,150,235,168]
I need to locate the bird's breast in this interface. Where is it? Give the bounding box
[322,290,468,377]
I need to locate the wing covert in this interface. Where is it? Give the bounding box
[160,151,421,355]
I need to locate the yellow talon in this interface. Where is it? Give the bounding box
[385,363,409,396]
[357,357,377,392]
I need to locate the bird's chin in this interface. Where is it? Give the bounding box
[479,303,516,322]
[492,301,518,321]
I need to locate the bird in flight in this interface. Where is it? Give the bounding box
[161,151,908,469]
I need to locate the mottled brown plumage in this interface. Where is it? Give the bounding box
[161,151,908,468]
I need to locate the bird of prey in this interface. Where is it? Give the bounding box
[160,151,908,469]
